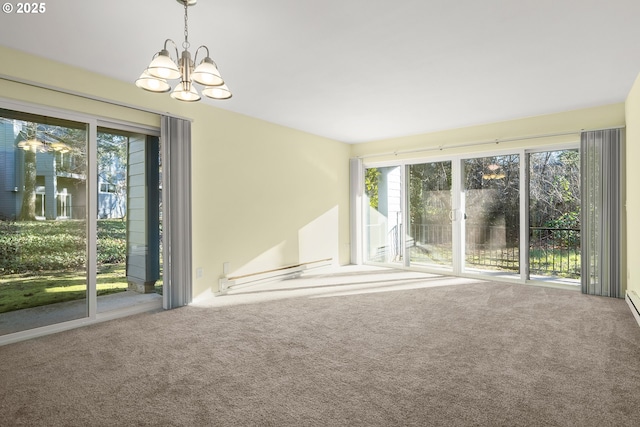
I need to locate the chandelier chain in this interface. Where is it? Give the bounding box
[183,1,190,50]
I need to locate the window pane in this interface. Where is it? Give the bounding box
[364,166,403,264]
[408,161,453,269]
[96,130,162,312]
[528,150,580,281]
[0,111,88,335]
[463,154,520,276]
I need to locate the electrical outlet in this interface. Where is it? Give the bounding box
[196,267,203,279]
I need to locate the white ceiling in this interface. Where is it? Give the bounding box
[1,0,640,143]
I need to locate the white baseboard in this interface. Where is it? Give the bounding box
[625,291,640,327]
[217,259,332,295]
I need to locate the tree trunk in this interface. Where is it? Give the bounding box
[19,150,37,221]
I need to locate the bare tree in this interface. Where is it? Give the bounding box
[17,123,38,221]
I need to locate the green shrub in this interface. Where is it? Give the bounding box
[0,219,126,274]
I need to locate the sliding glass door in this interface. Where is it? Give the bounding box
[96,129,162,312]
[364,165,403,265]
[0,109,89,335]
[528,149,580,282]
[462,154,520,278]
[407,161,453,270]
[361,148,583,286]
[0,103,163,339]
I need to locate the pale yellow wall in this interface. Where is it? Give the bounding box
[625,73,640,300]
[0,46,351,298]
[0,47,161,127]
[189,106,351,293]
[351,104,625,162]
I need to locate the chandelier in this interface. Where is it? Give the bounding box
[18,126,71,153]
[135,0,232,102]
[18,139,71,154]
[482,164,505,180]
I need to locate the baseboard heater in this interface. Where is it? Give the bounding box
[217,258,332,294]
[626,290,640,327]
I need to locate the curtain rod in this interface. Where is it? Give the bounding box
[356,125,625,159]
[0,74,193,122]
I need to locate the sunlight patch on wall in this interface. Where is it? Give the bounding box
[298,206,339,265]
[228,241,288,278]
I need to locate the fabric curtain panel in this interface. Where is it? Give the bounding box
[349,158,364,265]
[580,128,622,297]
[161,116,193,309]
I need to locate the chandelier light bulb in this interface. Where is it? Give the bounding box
[50,142,71,153]
[202,84,232,100]
[170,81,201,102]
[147,78,165,92]
[17,139,46,153]
[192,57,224,86]
[146,49,181,80]
[135,71,171,93]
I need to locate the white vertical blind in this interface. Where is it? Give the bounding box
[161,116,192,308]
[349,158,363,264]
[581,129,622,297]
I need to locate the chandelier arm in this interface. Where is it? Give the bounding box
[163,39,181,62]
[193,45,210,66]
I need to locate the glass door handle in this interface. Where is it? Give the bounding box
[449,211,467,221]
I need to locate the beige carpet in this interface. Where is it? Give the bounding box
[1,269,640,426]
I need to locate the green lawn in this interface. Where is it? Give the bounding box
[410,244,580,278]
[0,220,161,314]
[529,248,581,279]
[0,264,129,314]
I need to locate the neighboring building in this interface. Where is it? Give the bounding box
[98,157,126,219]
[0,118,91,220]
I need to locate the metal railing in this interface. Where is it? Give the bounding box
[409,223,452,265]
[529,227,580,278]
[463,224,519,271]
[409,223,580,278]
